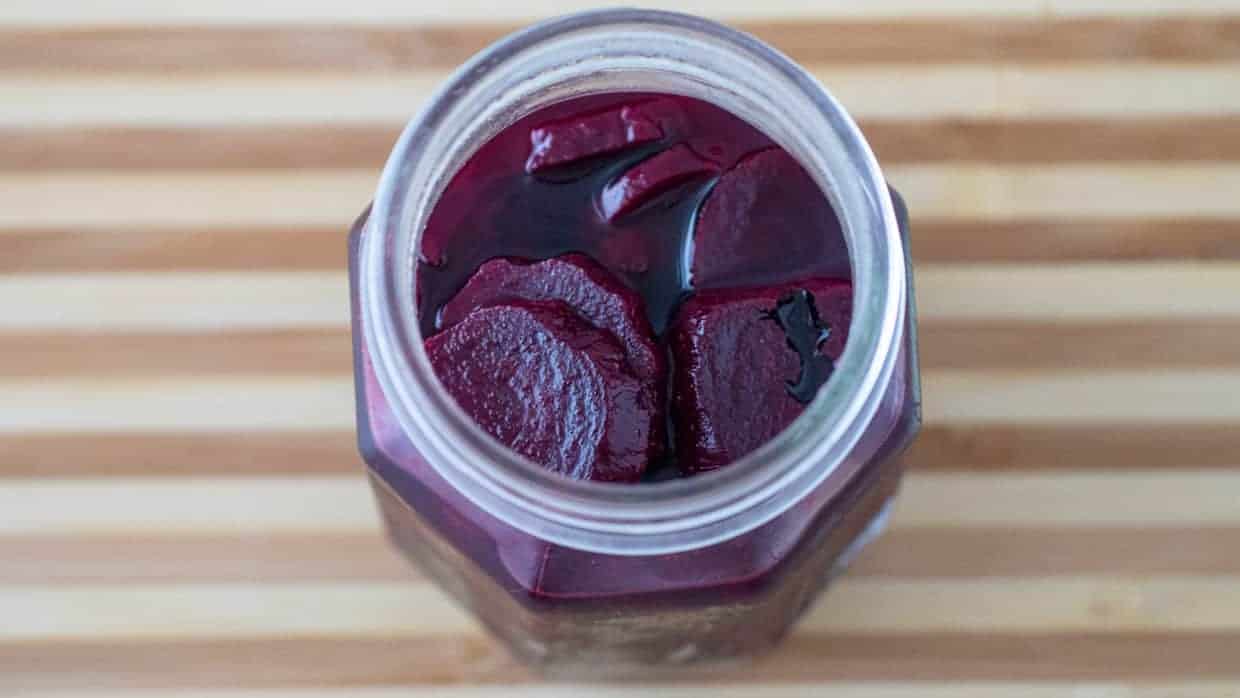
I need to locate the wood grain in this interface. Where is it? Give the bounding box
[4,265,1238,333]
[6,576,1240,641]
[6,64,1240,127]
[5,527,1239,584]
[4,317,1239,380]
[910,219,1240,263]
[4,18,1240,72]
[908,424,1240,472]
[4,369,1239,433]
[4,218,1238,273]
[5,2,1240,694]
[6,636,1240,690]
[0,431,360,477]
[3,422,1239,478]
[16,686,1240,698]
[3,165,1237,229]
[923,370,1240,423]
[6,0,1238,26]
[8,118,1240,174]
[0,273,348,331]
[3,472,1237,538]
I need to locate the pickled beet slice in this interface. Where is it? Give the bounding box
[669,279,852,474]
[425,301,653,482]
[597,228,650,274]
[438,254,663,384]
[525,104,663,174]
[691,148,847,289]
[599,144,719,221]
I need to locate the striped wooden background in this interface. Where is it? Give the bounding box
[3,1,1240,696]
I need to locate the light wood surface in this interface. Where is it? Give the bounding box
[3,1,1239,695]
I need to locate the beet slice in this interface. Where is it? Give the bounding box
[525,103,663,174]
[599,144,719,221]
[691,147,847,289]
[438,254,663,384]
[597,227,650,274]
[669,279,853,474]
[426,301,653,482]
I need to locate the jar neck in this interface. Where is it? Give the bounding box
[360,8,906,556]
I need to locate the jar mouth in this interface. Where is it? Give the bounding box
[361,8,906,555]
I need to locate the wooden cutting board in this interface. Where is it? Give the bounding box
[3,1,1239,695]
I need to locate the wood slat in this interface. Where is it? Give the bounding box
[4,527,1239,584]
[16,684,1240,698]
[0,376,357,432]
[5,368,1240,433]
[919,321,1240,370]
[3,472,1238,536]
[6,318,1240,379]
[6,576,1240,640]
[9,119,1240,172]
[0,330,352,377]
[0,226,350,271]
[4,166,1238,229]
[6,0,1237,26]
[0,273,348,331]
[6,65,1240,127]
[801,577,1240,633]
[0,534,409,584]
[0,0,1055,25]
[894,164,1240,219]
[913,264,1240,321]
[925,369,1240,423]
[0,477,378,536]
[4,423,1240,479]
[0,583,477,641]
[749,634,1240,681]
[4,265,1238,332]
[4,369,1240,433]
[0,171,376,228]
[4,219,1238,273]
[0,376,359,431]
[0,126,399,171]
[4,17,1240,72]
[0,431,360,477]
[855,528,1240,578]
[909,424,1240,472]
[5,634,1239,690]
[897,472,1240,527]
[868,118,1240,163]
[911,219,1240,263]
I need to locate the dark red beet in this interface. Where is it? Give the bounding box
[599,144,719,221]
[691,148,848,289]
[525,103,663,173]
[426,301,653,482]
[669,279,852,474]
[438,254,663,384]
[597,227,650,274]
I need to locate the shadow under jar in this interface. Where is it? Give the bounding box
[349,9,921,677]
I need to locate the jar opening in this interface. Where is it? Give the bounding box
[361,9,906,555]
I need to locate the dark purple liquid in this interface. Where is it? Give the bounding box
[417,93,852,480]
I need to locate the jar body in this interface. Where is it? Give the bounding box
[348,199,920,675]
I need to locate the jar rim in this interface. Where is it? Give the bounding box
[360,8,907,555]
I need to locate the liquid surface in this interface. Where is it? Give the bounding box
[417,93,853,481]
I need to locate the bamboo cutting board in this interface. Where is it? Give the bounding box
[3,1,1240,695]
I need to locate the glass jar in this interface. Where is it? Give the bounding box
[349,8,920,677]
